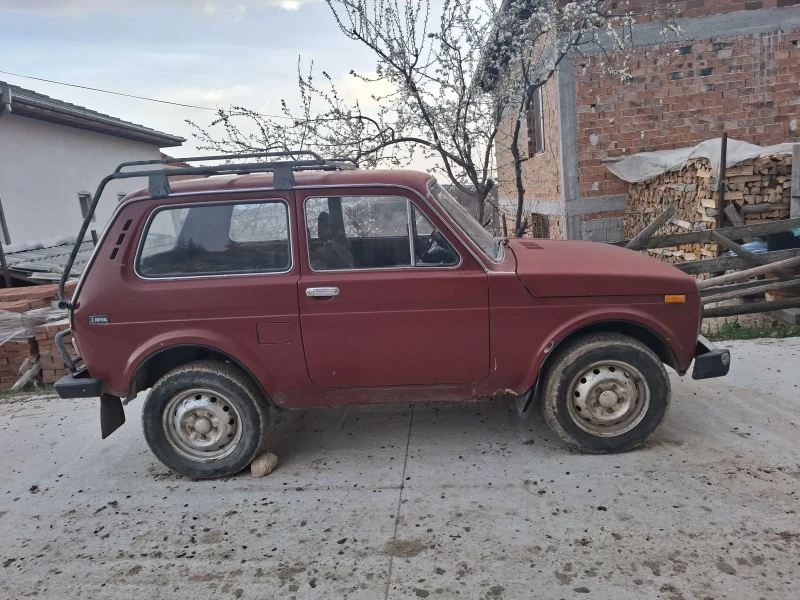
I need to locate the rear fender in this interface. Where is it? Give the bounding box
[123,330,272,402]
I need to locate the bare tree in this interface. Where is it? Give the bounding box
[190,0,678,233]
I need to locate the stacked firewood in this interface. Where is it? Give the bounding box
[625,153,793,264]
[717,154,793,224]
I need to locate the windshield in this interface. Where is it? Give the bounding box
[428,181,502,262]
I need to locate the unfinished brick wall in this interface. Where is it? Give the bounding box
[621,0,800,20]
[496,77,563,237]
[577,28,800,199]
[496,78,562,203]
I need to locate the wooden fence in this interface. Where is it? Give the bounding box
[620,210,800,319]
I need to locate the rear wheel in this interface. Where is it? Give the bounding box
[541,333,670,453]
[142,360,269,478]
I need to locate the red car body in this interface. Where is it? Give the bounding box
[68,169,704,409]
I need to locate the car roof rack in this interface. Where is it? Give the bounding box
[129,150,358,199]
[57,150,358,309]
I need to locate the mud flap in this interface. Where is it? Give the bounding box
[100,394,125,439]
[514,385,536,417]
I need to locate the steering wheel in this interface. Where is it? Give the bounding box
[419,230,445,263]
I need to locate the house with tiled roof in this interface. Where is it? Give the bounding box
[0,81,184,246]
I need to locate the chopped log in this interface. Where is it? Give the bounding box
[703,297,800,318]
[640,217,800,250]
[626,206,675,251]
[696,254,800,290]
[702,277,800,304]
[710,230,795,280]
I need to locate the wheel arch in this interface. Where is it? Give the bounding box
[550,320,680,372]
[525,319,680,408]
[128,344,276,409]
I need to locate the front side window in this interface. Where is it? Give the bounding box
[428,182,502,262]
[138,200,290,278]
[305,195,458,271]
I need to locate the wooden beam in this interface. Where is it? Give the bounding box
[625,206,675,251]
[0,243,11,288]
[696,254,800,290]
[792,144,800,219]
[710,230,795,280]
[723,204,756,243]
[640,217,800,250]
[700,279,774,297]
[675,248,800,275]
[703,297,800,319]
[741,202,790,214]
[702,277,800,304]
[716,133,728,256]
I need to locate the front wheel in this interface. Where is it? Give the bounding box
[541,333,670,453]
[142,360,269,478]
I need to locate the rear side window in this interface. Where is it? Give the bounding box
[138,201,291,278]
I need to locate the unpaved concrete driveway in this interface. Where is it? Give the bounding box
[1,338,799,600]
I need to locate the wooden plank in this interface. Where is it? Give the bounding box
[699,279,775,298]
[792,144,800,218]
[722,204,755,243]
[640,217,800,249]
[676,248,800,275]
[703,297,800,319]
[741,202,790,213]
[696,254,800,290]
[702,277,800,304]
[625,206,675,251]
[710,230,794,280]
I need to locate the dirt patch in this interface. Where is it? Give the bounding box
[385,538,427,558]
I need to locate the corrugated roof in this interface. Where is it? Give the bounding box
[4,238,93,282]
[1,80,185,147]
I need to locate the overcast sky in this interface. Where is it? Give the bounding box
[0,0,385,154]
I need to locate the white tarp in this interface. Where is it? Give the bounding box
[607,138,796,183]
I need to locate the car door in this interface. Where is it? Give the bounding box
[296,187,490,388]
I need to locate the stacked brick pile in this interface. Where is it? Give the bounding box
[0,338,38,389]
[625,153,793,265]
[0,281,77,389]
[36,320,74,386]
[0,284,62,312]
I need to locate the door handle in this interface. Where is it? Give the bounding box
[306,287,340,298]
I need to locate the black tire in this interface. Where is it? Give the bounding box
[142,360,269,479]
[541,333,670,453]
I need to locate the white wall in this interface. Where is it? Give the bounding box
[0,114,166,244]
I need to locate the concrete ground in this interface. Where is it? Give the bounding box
[1,338,799,600]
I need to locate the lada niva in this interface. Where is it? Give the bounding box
[54,152,730,478]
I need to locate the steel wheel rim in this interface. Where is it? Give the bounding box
[566,360,651,438]
[162,388,243,463]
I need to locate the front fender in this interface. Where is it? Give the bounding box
[519,303,692,391]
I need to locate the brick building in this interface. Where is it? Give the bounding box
[495,1,800,241]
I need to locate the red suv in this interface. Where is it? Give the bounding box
[54,152,730,479]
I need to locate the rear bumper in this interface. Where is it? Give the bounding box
[55,370,103,399]
[692,335,731,380]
